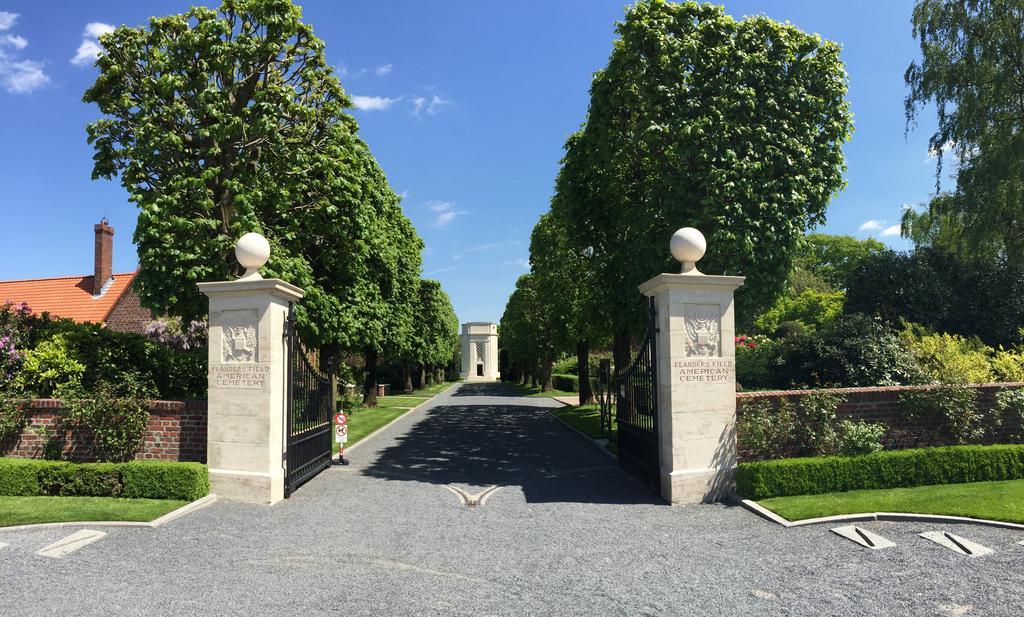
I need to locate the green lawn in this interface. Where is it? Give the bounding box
[509,383,577,398]
[0,496,187,527]
[335,381,455,452]
[550,404,618,454]
[759,479,1024,524]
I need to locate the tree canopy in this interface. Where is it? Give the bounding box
[552,0,853,341]
[83,0,427,361]
[905,0,1024,264]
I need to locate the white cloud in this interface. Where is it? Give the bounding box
[375,64,392,77]
[426,201,467,228]
[413,94,449,118]
[0,12,17,31]
[0,14,48,93]
[2,59,49,93]
[0,34,26,50]
[71,22,114,67]
[858,219,884,232]
[424,267,458,276]
[350,94,401,111]
[83,22,115,38]
[880,225,901,237]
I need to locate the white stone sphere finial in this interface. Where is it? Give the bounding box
[235,232,271,281]
[670,227,706,274]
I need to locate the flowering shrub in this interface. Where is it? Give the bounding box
[735,334,776,390]
[144,317,208,351]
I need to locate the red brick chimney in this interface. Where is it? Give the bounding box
[93,218,114,296]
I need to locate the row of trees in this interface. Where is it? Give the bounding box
[501,0,854,399]
[84,0,458,405]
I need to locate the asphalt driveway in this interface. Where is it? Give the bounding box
[2,382,1023,616]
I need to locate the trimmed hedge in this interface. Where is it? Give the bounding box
[552,374,579,392]
[736,444,1024,500]
[0,458,208,501]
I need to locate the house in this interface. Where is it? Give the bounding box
[0,218,152,333]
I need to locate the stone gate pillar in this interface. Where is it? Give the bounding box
[198,233,303,505]
[638,228,744,505]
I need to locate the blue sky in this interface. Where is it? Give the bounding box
[0,1,940,324]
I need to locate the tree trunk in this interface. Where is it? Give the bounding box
[613,329,631,376]
[426,366,435,386]
[540,359,553,392]
[403,362,413,394]
[520,362,529,385]
[361,347,379,408]
[417,364,426,390]
[530,363,539,388]
[435,366,445,384]
[576,339,593,404]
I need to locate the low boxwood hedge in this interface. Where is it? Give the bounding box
[0,458,208,501]
[552,374,579,393]
[736,444,1024,500]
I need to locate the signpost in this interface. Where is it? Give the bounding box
[334,412,349,465]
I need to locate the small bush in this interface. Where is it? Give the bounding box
[771,313,924,388]
[902,324,994,384]
[992,348,1024,383]
[552,357,578,375]
[774,321,806,339]
[736,444,1024,500]
[738,398,797,460]
[796,390,843,455]
[994,388,1024,442]
[755,288,844,334]
[900,384,981,445]
[0,458,208,500]
[552,374,579,392]
[0,399,27,443]
[60,373,156,462]
[837,419,887,456]
[15,334,85,396]
[122,461,209,501]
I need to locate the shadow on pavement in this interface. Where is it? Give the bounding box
[360,403,664,505]
[450,382,522,397]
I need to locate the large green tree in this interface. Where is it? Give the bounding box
[499,274,555,389]
[555,0,853,363]
[402,280,459,391]
[84,0,425,402]
[905,0,1024,264]
[528,209,603,402]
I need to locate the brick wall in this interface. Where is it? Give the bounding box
[736,383,1024,462]
[0,399,206,463]
[105,286,153,334]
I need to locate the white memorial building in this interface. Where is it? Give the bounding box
[460,322,499,381]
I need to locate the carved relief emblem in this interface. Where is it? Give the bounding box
[684,303,721,357]
[221,309,258,362]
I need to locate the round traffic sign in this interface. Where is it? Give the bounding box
[334,412,347,426]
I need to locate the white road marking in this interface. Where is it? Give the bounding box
[0,541,8,551]
[919,531,993,557]
[831,525,896,549]
[445,485,502,508]
[36,529,107,558]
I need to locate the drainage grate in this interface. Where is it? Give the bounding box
[919,531,993,557]
[445,485,501,508]
[830,525,895,550]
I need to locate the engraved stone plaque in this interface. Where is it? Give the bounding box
[221,309,258,363]
[684,303,721,357]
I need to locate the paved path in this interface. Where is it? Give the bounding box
[2,382,1024,616]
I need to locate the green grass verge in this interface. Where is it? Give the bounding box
[758,479,1024,524]
[0,496,188,527]
[550,404,618,454]
[335,382,455,452]
[508,383,577,398]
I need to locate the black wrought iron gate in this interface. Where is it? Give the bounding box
[284,306,334,497]
[614,297,660,490]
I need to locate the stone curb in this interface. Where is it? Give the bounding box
[341,382,460,457]
[736,494,1024,531]
[0,493,218,533]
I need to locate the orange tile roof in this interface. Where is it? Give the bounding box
[0,271,138,324]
